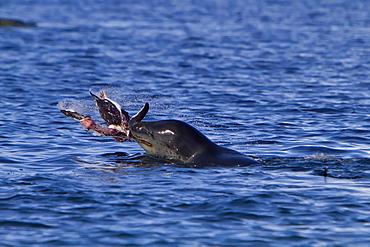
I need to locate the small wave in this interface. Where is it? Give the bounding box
[304,153,344,162]
[0,220,55,229]
[284,145,349,155]
[0,156,20,164]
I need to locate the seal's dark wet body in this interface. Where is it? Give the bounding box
[130,120,260,167]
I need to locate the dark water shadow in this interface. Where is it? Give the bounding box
[74,152,183,174]
[74,151,370,180]
[262,154,370,180]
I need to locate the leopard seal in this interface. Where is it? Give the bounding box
[129,113,260,168]
[60,91,260,168]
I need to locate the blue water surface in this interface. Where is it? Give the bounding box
[1,0,370,246]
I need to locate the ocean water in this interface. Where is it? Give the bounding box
[1,0,370,246]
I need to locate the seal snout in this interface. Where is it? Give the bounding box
[130,123,154,148]
[131,124,146,133]
[130,123,151,137]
